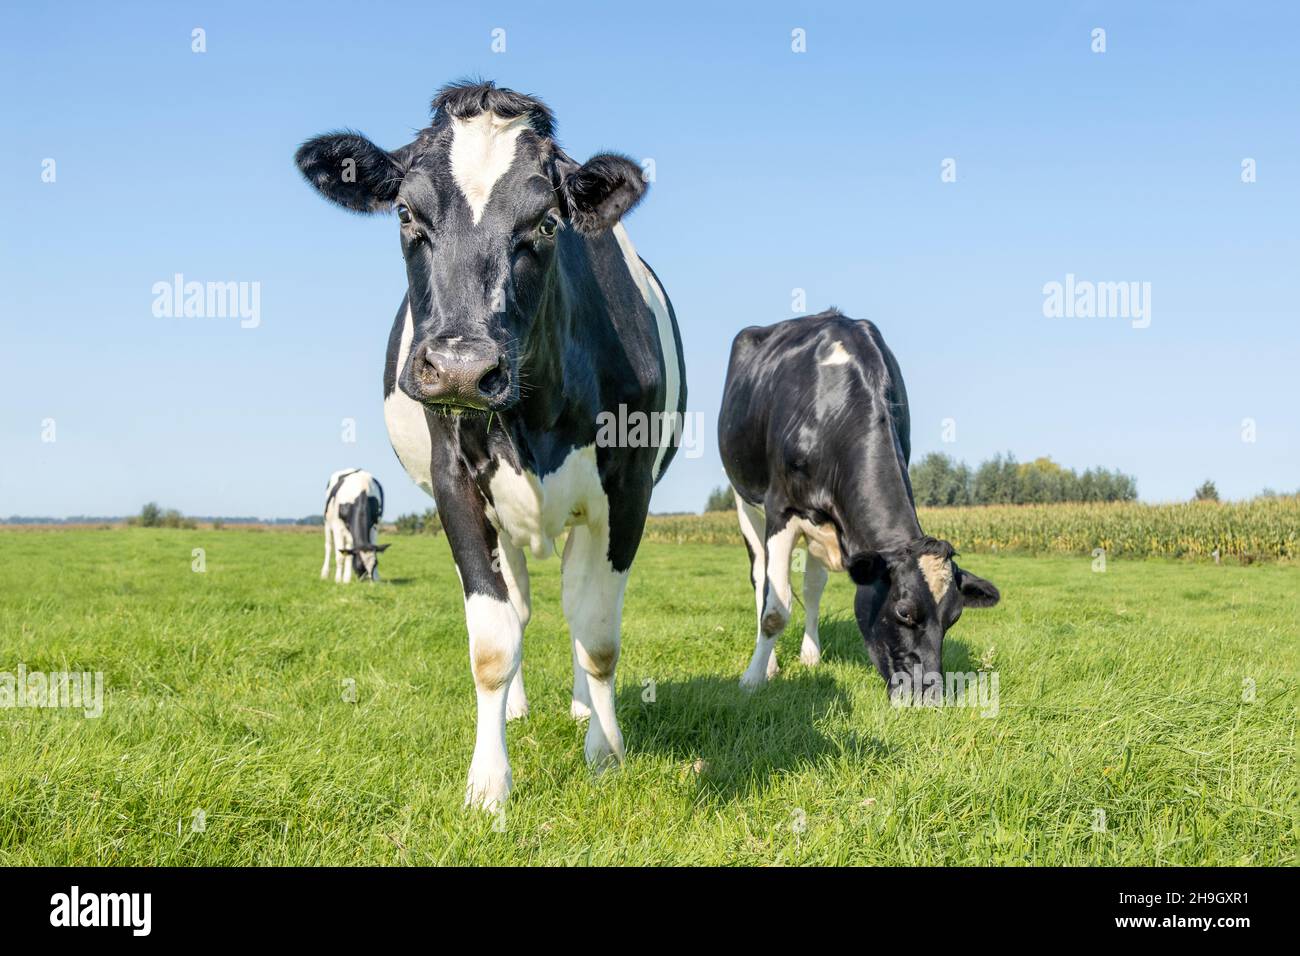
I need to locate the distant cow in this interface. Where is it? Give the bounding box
[321,469,389,583]
[718,311,999,696]
[295,81,686,810]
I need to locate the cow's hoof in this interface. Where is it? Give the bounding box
[739,672,768,693]
[799,640,822,667]
[465,766,511,813]
[584,730,624,774]
[570,698,591,721]
[506,682,529,722]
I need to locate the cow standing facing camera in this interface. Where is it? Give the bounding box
[321,469,389,583]
[295,82,686,810]
[718,311,1000,699]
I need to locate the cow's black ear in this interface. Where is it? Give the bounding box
[339,548,355,556]
[374,543,391,552]
[847,552,888,587]
[295,131,406,214]
[560,153,647,234]
[956,567,1000,608]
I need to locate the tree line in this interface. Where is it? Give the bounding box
[909,453,1137,506]
[703,453,1139,512]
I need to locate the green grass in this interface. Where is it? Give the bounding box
[1,528,1295,865]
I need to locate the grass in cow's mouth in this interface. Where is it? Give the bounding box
[0,528,1294,865]
[427,402,489,416]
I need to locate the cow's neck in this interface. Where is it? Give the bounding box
[833,430,923,556]
[509,238,591,439]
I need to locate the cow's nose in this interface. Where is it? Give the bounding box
[412,342,508,408]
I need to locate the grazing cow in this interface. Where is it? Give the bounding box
[295,81,686,809]
[321,469,389,583]
[718,310,999,696]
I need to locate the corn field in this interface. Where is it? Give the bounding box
[645,498,1300,561]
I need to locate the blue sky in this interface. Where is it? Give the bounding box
[3,1,1297,518]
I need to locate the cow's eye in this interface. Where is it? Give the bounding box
[396,204,412,224]
[538,212,560,238]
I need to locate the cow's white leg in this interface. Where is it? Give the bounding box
[562,532,592,721]
[735,493,773,683]
[320,522,333,579]
[464,593,522,812]
[562,522,626,770]
[741,512,798,691]
[800,556,829,666]
[333,525,348,584]
[497,538,531,721]
[570,637,592,721]
[734,492,767,618]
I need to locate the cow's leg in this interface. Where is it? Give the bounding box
[497,537,531,721]
[340,532,353,584]
[741,508,797,690]
[734,492,774,681]
[434,462,521,812]
[334,525,349,584]
[562,522,627,768]
[800,556,829,666]
[320,521,333,579]
[734,491,767,618]
[563,469,649,769]
[565,526,592,721]
[569,619,592,720]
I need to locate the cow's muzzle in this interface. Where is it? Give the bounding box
[407,340,509,410]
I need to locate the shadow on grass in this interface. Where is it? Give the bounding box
[942,638,974,673]
[620,669,879,802]
[816,616,868,666]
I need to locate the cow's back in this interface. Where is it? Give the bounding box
[719,311,911,507]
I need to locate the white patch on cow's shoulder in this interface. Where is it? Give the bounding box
[820,341,851,366]
[918,553,954,602]
[792,515,845,572]
[449,112,531,225]
[384,306,434,497]
[611,223,680,480]
[486,444,606,559]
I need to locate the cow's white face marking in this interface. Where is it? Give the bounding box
[918,553,953,602]
[611,223,680,479]
[821,341,851,366]
[449,112,531,225]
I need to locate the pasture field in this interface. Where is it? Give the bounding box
[0,527,1295,866]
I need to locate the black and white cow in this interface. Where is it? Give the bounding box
[321,468,388,583]
[718,310,999,696]
[295,82,686,810]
